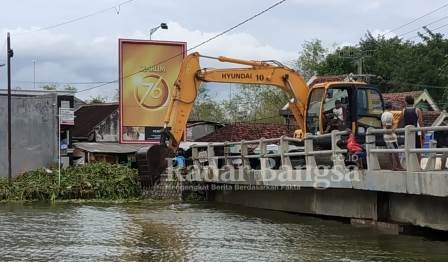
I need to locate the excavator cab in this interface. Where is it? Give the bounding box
[306,82,384,138]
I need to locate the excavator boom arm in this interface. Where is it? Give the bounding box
[163,52,309,149]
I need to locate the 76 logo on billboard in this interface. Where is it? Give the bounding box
[134,74,169,110]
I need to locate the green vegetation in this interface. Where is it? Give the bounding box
[64,84,77,92]
[0,163,141,201]
[190,86,227,122]
[192,29,448,123]
[222,84,288,124]
[296,29,448,109]
[41,84,57,90]
[88,95,108,104]
[190,84,288,124]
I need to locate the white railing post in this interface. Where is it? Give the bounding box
[280,136,291,168]
[405,125,420,172]
[366,128,380,171]
[240,141,250,168]
[331,130,345,170]
[192,146,200,167]
[304,134,316,168]
[424,139,437,171]
[259,138,268,170]
[224,142,232,166]
[207,143,218,169]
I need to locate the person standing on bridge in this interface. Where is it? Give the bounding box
[382,102,404,171]
[399,95,424,161]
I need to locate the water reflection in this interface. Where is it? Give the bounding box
[0,202,447,261]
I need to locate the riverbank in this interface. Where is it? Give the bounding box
[0,163,141,201]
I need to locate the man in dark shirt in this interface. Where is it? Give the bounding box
[399,95,424,161]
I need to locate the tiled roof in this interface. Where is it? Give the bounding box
[72,103,118,138]
[197,122,294,142]
[422,111,441,127]
[383,91,424,110]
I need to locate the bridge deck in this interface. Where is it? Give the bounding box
[186,126,448,198]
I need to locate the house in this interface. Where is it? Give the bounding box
[382,89,440,111]
[71,103,224,165]
[0,90,75,176]
[186,121,225,141]
[197,122,294,142]
[72,103,119,142]
[382,89,442,127]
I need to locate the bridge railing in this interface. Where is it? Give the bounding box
[366,125,448,172]
[190,125,448,173]
[190,130,348,171]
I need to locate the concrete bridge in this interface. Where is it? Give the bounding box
[182,125,448,232]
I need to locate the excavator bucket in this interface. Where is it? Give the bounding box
[136,145,173,189]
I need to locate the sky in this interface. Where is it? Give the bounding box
[1,0,448,100]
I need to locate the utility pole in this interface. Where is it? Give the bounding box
[357,58,363,75]
[7,32,14,183]
[338,49,373,75]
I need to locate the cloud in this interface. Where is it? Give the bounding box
[0,22,296,100]
[290,0,383,12]
[2,0,446,101]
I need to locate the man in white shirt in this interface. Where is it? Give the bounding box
[333,100,344,121]
[381,102,403,171]
[331,100,346,129]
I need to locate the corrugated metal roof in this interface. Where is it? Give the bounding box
[74,142,210,153]
[74,142,148,153]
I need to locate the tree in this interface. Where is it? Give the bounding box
[318,45,358,75]
[41,84,57,90]
[222,84,288,123]
[113,88,119,102]
[88,95,107,104]
[64,85,77,92]
[190,83,289,124]
[190,85,226,122]
[296,39,327,80]
[303,30,448,109]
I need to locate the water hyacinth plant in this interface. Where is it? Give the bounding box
[0,163,141,201]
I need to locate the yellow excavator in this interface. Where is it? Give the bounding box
[161,52,384,150]
[137,52,386,178]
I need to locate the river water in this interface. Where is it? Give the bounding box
[0,202,447,262]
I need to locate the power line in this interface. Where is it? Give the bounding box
[384,2,448,36]
[434,27,448,35]
[76,79,118,93]
[430,21,448,32]
[14,0,136,35]
[76,0,287,94]
[13,80,111,85]
[406,21,448,40]
[398,14,448,37]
